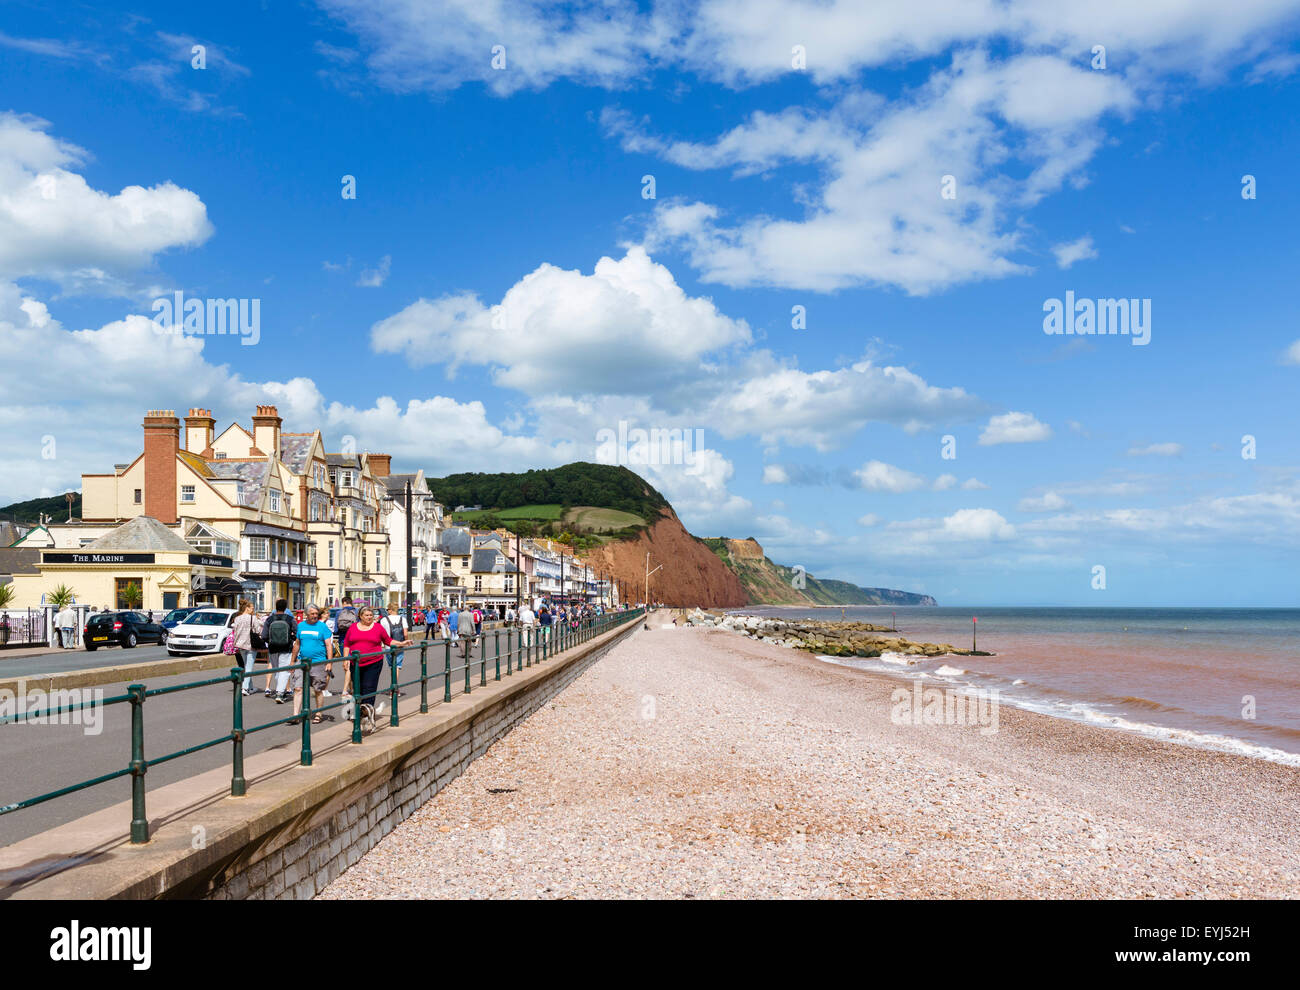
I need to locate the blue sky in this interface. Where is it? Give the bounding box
[2,0,1299,605]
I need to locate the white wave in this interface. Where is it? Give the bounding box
[935,664,966,677]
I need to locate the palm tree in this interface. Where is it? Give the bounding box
[48,584,76,609]
[120,582,143,609]
[0,584,14,608]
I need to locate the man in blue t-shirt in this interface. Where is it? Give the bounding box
[291,603,335,724]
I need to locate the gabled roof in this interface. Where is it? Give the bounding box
[472,548,519,574]
[86,516,194,553]
[436,527,472,556]
[279,434,315,475]
[326,454,361,468]
[206,460,270,507]
[178,449,214,478]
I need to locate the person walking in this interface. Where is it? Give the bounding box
[334,596,357,655]
[290,603,334,724]
[456,603,476,661]
[231,600,261,696]
[382,605,407,696]
[341,605,412,733]
[54,604,75,649]
[262,598,298,703]
[472,606,483,637]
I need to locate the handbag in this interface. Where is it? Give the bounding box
[222,632,236,655]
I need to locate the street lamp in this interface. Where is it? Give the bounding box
[382,477,436,625]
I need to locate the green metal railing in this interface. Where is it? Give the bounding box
[0,607,644,843]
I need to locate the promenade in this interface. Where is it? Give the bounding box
[321,613,1298,899]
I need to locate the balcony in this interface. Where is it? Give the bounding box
[239,559,318,579]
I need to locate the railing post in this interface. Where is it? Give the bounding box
[494,629,501,681]
[350,651,363,744]
[389,646,400,727]
[465,636,473,694]
[444,639,452,703]
[480,637,488,686]
[419,642,429,714]
[128,683,148,844]
[230,668,246,797]
[300,655,313,766]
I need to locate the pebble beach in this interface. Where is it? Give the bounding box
[319,612,1299,899]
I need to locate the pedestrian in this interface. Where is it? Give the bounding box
[457,603,476,661]
[290,603,334,724]
[334,596,357,654]
[262,598,298,703]
[341,605,411,733]
[424,603,438,640]
[55,603,75,649]
[382,605,407,695]
[231,599,261,696]
[446,606,458,641]
[472,605,483,636]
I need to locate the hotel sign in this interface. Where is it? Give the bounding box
[189,554,234,569]
[43,552,155,565]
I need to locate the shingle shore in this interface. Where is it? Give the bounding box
[319,614,1298,899]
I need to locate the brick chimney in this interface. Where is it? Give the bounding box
[184,407,215,454]
[143,409,180,524]
[368,453,392,478]
[251,405,281,459]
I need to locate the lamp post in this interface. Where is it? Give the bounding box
[645,552,661,612]
[382,477,434,626]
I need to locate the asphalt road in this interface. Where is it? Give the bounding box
[0,642,177,679]
[0,626,554,848]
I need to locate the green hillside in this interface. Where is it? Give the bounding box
[0,491,81,525]
[428,463,668,520]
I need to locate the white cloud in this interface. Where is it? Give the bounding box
[853,460,926,493]
[1051,235,1098,268]
[1018,491,1071,512]
[762,464,789,484]
[0,112,212,291]
[942,508,1016,540]
[370,247,751,394]
[1282,339,1300,365]
[978,411,1052,445]
[961,477,990,490]
[857,513,881,527]
[932,473,957,490]
[1127,442,1184,457]
[357,254,391,287]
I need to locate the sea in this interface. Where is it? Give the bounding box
[734,606,1300,767]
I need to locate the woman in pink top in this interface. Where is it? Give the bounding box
[342,605,412,732]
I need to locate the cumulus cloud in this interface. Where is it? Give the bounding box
[978,411,1052,445]
[942,508,1016,540]
[762,464,789,484]
[853,459,926,493]
[370,247,751,394]
[0,112,212,291]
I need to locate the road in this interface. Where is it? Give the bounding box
[0,626,556,847]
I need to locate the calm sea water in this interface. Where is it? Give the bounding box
[735,606,1300,765]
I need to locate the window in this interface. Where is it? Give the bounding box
[270,540,280,562]
[79,538,94,547]
[474,575,483,591]
[181,485,195,503]
[292,590,305,610]
[249,538,268,561]
[215,452,227,460]
[328,541,335,567]
[133,489,142,504]
[462,557,469,568]
[308,545,317,565]
[375,549,381,571]
[269,489,281,513]
[328,585,335,603]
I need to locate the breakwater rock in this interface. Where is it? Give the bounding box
[683,610,956,658]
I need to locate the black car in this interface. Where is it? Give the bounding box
[84,611,166,650]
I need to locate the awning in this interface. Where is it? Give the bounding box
[345,582,385,591]
[193,576,244,594]
[244,523,310,543]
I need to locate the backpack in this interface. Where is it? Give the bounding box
[267,612,293,651]
[335,607,357,642]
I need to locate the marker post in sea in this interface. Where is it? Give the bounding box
[972,616,977,652]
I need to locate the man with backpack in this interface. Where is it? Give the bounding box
[262,598,298,704]
[334,597,358,654]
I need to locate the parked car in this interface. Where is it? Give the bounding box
[166,608,236,656]
[160,606,201,632]
[83,611,166,651]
